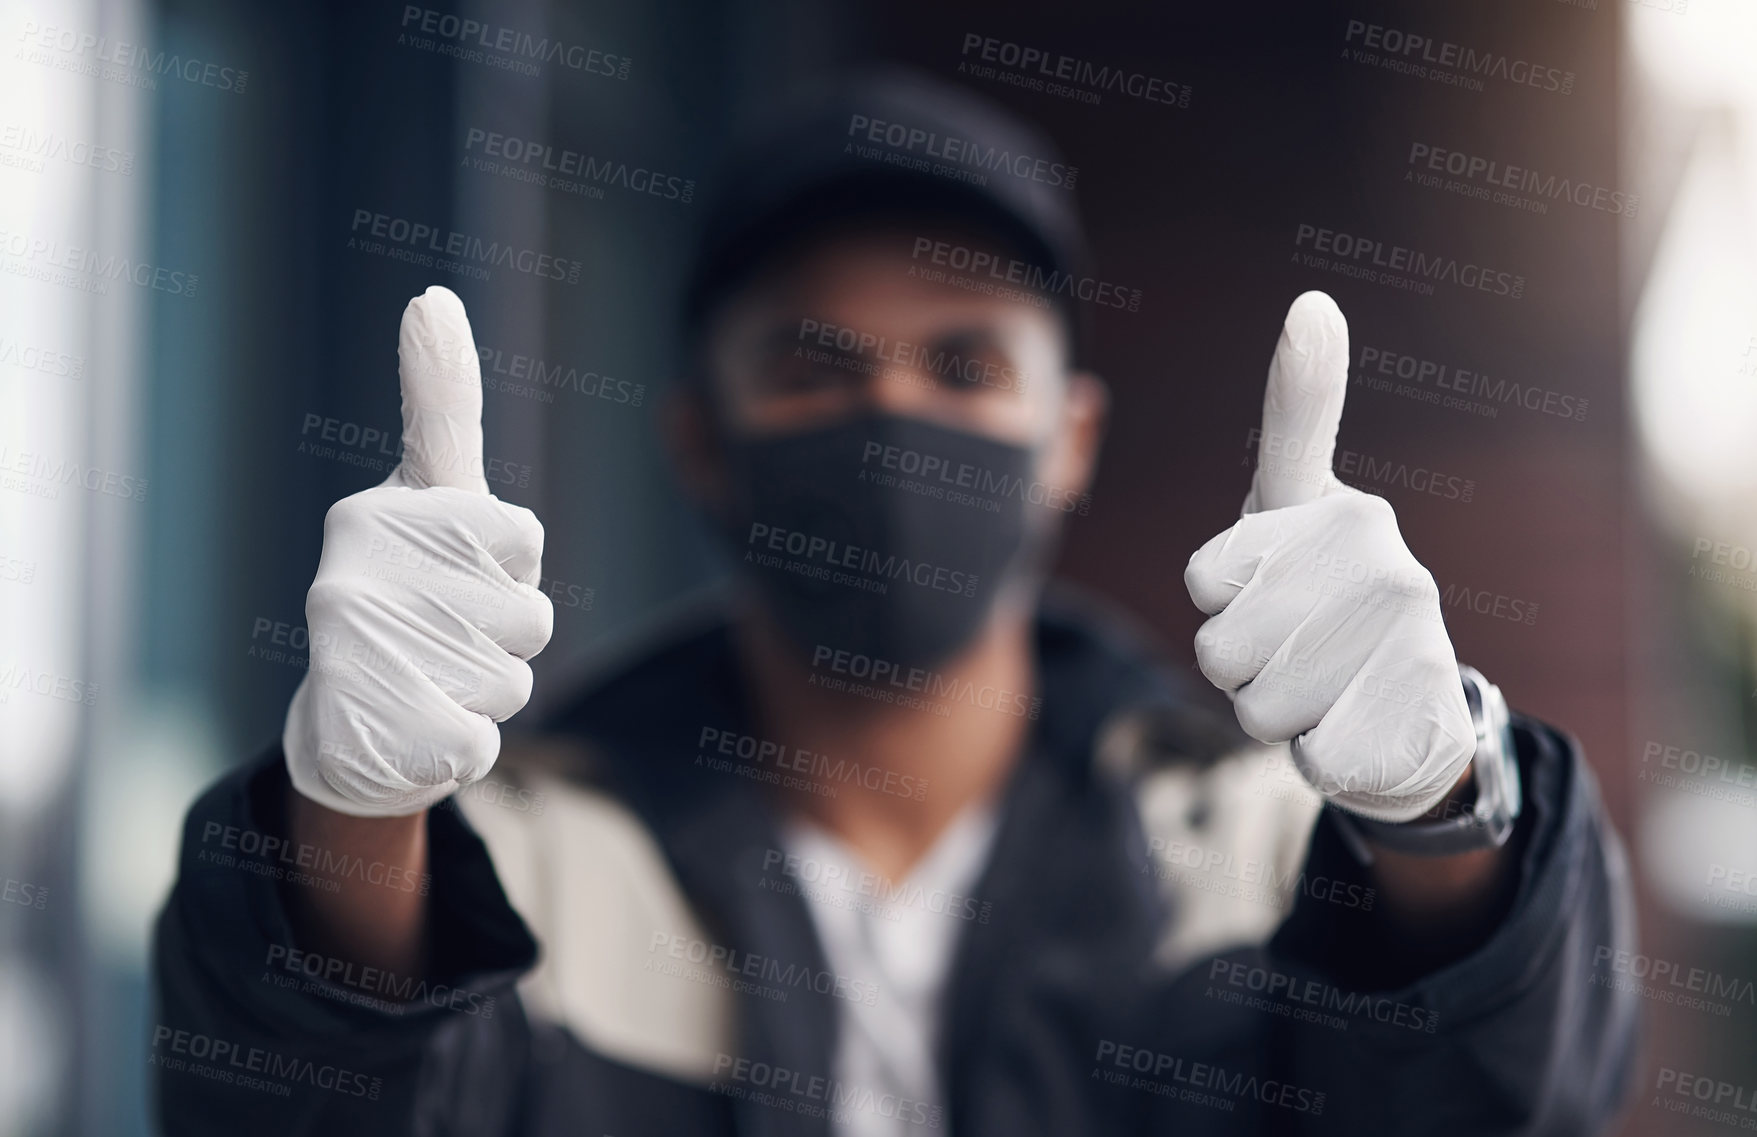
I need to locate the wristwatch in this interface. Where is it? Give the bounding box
[1328,664,1523,862]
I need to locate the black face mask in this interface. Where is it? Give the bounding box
[719,411,1051,670]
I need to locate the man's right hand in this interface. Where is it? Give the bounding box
[283,285,554,818]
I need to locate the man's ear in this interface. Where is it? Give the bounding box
[1045,369,1109,500]
[662,382,730,513]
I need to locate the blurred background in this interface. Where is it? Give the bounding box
[0,0,1752,1132]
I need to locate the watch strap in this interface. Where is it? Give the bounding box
[1328,664,1522,861]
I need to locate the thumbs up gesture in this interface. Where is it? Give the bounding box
[1184,292,1474,823]
[283,286,554,817]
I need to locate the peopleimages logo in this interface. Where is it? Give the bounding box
[398,5,630,79]
[1691,538,1757,594]
[1591,945,1756,1016]
[1638,741,1757,803]
[1292,223,1525,300]
[0,445,149,503]
[762,848,994,924]
[196,821,431,896]
[1440,581,1539,626]
[262,945,495,1017]
[347,209,584,284]
[710,1053,944,1128]
[1652,1068,1757,1124]
[0,124,134,175]
[462,129,695,203]
[150,1026,381,1100]
[1206,959,1434,1031]
[2,879,48,910]
[1143,834,1376,912]
[0,662,97,706]
[1405,143,1636,218]
[0,227,197,298]
[859,438,1090,515]
[809,643,1041,720]
[797,318,1028,392]
[957,32,1192,108]
[744,522,980,598]
[0,336,84,380]
[846,113,1077,190]
[1355,345,1589,424]
[1091,1040,1326,1114]
[1342,19,1574,95]
[1244,428,1477,503]
[16,21,249,94]
[648,931,881,1006]
[478,342,645,407]
[296,412,534,489]
[698,726,929,802]
[910,237,1144,312]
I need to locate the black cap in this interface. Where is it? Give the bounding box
[684,68,1091,363]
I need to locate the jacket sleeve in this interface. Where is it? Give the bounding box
[1251,714,1641,1134]
[150,747,541,1136]
[980,715,1641,1136]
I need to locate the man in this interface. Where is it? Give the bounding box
[153,73,1637,1135]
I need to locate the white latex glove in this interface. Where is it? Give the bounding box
[1184,291,1474,823]
[283,285,553,817]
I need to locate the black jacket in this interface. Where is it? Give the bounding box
[152,594,1639,1135]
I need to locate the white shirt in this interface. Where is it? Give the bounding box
[778,801,1001,1137]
